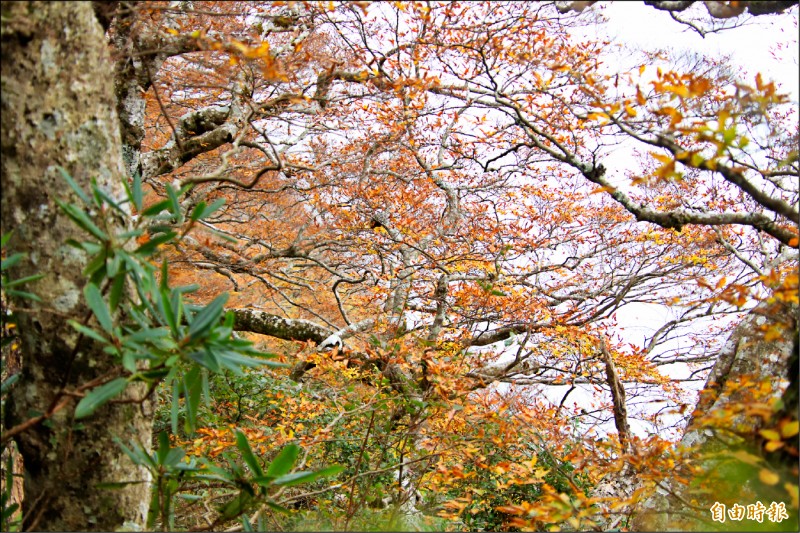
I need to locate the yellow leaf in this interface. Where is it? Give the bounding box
[586,112,608,123]
[639,64,646,75]
[651,152,673,164]
[781,420,799,438]
[759,429,781,441]
[785,482,799,509]
[636,87,646,105]
[624,104,637,117]
[590,185,616,195]
[765,440,785,452]
[729,449,762,466]
[759,468,780,485]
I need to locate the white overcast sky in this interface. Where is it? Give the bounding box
[588,1,799,100]
[532,1,799,439]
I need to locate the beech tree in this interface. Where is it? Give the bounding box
[1,1,797,531]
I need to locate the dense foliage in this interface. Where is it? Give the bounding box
[1,1,797,531]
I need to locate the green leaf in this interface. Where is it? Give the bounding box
[188,349,220,373]
[126,327,170,344]
[141,199,170,217]
[2,503,19,522]
[82,249,108,278]
[165,183,184,224]
[183,366,202,434]
[67,320,109,344]
[108,273,126,312]
[271,465,344,487]
[92,183,127,216]
[160,287,177,334]
[189,200,208,222]
[157,431,171,465]
[188,293,229,341]
[265,444,300,478]
[132,173,143,212]
[57,166,91,205]
[134,231,177,257]
[55,199,108,241]
[171,380,180,435]
[1,373,19,395]
[6,289,42,302]
[0,231,12,248]
[1,253,25,271]
[219,351,286,372]
[84,283,114,333]
[235,430,264,478]
[74,377,128,419]
[190,198,225,221]
[219,492,253,520]
[3,273,45,288]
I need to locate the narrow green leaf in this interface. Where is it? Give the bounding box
[171,290,184,337]
[171,379,180,435]
[134,231,177,257]
[188,293,229,341]
[2,503,20,521]
[132,172,143,212]
[74,377,128,419]
[271,465,344,487]
[117,229,144,241]
[183,366,202,434]
[6,289,42,302]
[161,287,177,334]
[235,430,264,477]
[82,249,108,278]
[108,273,126,312]
[55,199,108,241]
[57,166,91,204]
[1,231,12,248]
[3,273,45,288]
[83,283,114,333]
[265,444,300,478]
[84,283,114,333]
[189,201,207,222]
[121,351,137,374]
[157,431,170,465]
[92,183,127,215]
[1,374,20,395]
[67,320,109,344]
[164,447,185,468]
[165,183,183,224]
[191,198,225,221]
[188,349,220,373]
[1,253,25,271]
[219,492,253,520]
[141,199,170,217]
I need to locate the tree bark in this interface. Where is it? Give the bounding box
[1,2,151,530]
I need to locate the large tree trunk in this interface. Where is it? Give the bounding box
[1,2,151,530]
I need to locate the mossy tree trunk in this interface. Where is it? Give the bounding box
[1,2,151,530]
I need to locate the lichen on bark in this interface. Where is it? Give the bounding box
[1,2,151,530]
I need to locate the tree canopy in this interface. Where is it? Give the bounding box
[1,1,797,531]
